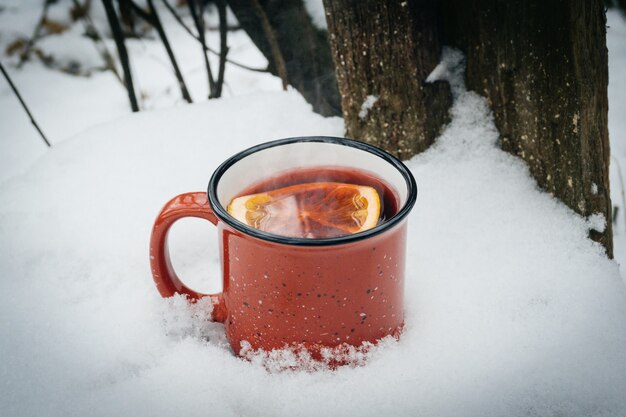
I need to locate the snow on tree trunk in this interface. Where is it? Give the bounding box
[323,0,452,159]
[324,0,613,256]
[447,0,613,257]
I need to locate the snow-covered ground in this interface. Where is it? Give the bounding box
[1,3,626,416]
[0,0,280,183]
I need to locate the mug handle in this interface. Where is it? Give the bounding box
[150,192,226,322]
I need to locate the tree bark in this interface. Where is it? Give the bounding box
[445,0,613,256]
[227,0,341,116]
[323,0,452,159]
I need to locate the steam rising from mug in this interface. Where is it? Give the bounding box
[215,141,410,212]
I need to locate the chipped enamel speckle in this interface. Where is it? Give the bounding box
[215,219,408,364]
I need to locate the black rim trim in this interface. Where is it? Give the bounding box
[207,136,417,246]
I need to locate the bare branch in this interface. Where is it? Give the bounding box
[145,0,193,103]
[72,0,124,85]
[126,0,154,25]
[215,0,229,97]
[160,0,269,73]
[249,0,288,90]
[188,0,216,98]
[102,0,140,112]
[0,60,51,147]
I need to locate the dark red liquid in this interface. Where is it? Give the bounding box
[235,166,400,229]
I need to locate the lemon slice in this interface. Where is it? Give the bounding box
[227,182,381,238]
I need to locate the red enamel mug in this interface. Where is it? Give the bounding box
[150,137,417,360]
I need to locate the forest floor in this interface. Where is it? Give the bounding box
[1,2,626,416]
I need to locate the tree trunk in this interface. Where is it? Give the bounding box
[445,0,613,256]
[227,0,341,116]
[323,0,452,160]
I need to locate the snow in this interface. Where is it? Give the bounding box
[588,213,607,234]
[608,11,626,269]
[358,94,378,120]
[35,24,106,74]
[240,336,396,373]
[1,4,626,417]
[303,0,327,31]
[0,63,129,181]
[425,47,465,98]
[425,61,448,84]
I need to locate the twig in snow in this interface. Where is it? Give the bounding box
[0,60,51,147]
[160,0,268,73]
[250,0,288,90]
[102,0,140,112]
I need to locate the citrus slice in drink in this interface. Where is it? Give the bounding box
[227,182,381,238]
